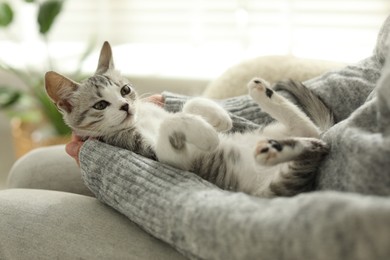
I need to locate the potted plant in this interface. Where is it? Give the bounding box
[0,0,93,157]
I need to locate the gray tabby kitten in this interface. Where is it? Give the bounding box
[45,42,332,197]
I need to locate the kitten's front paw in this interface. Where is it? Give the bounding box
[183,98,233,132]
[248,77,273,101]
[204,112,232,132]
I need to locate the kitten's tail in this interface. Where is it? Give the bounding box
[273,80,334,132]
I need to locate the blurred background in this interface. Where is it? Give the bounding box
[0,0,389,187]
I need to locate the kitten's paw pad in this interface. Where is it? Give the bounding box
[255,139,283,165]
[248,77,273,100]
[169,131,186,150]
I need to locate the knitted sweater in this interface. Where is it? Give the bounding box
[79,16,390,260]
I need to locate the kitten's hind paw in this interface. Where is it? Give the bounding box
[255,139,284,166]
[255,138,329,166]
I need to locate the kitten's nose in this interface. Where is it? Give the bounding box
[120,103,129,112]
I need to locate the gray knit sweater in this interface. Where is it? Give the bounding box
[80,16,390,260]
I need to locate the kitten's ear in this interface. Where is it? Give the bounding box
[95,41,115,75]
[45,71,79,113]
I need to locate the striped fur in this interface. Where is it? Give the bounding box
[273,80,334,132]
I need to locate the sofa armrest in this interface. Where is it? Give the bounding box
[7,145,93,196]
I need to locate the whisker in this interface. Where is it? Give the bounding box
[138,92,153,101]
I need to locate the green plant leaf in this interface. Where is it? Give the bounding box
[0,87,21,108]
[24,0,35,3]
[37,0,63,35]
[0,2,13,27]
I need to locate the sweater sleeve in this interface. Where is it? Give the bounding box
[303,56,382,122]
[79,140,390,260]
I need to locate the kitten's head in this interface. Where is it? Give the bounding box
[45,41,138,137]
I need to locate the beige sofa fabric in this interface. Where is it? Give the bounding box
[203,55,345,99]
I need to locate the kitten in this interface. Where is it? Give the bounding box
[45,41,332,197]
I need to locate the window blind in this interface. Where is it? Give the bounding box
[51,0,389,56]
[2,0,390,78]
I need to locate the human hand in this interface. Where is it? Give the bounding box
[65,134,84,166]
[65,94,165,165]
[146,94,164,107]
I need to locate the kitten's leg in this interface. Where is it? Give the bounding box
[183,97,233,132]
[248,78,320,137]
[156,113,219,170]
[254,137,329,197]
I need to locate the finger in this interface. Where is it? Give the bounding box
[65,140,83,166]
[71,133,83,142]
[146,94,165,107]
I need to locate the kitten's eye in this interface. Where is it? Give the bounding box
[93,100,110,110]
[120,85,131,96]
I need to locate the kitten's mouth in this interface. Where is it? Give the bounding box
[121,112,133,124]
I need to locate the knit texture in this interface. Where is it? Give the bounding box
[80,16,390,259]
[80,146,390,260]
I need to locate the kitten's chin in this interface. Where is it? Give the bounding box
[73,129,101,139]
[119,112,137,128]
[119,117,135,130]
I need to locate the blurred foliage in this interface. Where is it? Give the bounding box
[0,0,94,136]
[38,0,63,34]
[0,2,13,26]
